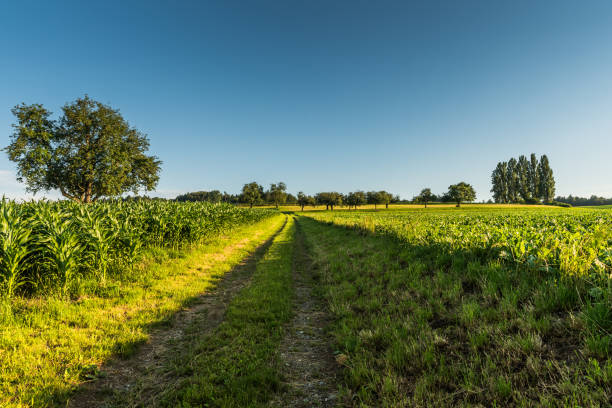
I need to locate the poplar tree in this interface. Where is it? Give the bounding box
[491,162,508,203]
[517,155,531,201]
[528,153,540,199]
[538,155,555,202]
[506,158,519,202]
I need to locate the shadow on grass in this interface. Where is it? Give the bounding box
[295,215,609,407]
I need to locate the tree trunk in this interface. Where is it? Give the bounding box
[386,203,389,209]
[425,201,427,208]
[301,204,304,211]
[250,202,253,208]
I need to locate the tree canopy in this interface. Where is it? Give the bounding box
[5,96,161,203]
[269,182,287,208]
[316,192,342,210]
[346,191,367,209]
[447,182,476,207]
[416,188,433,208]
[296,192,315,211]
[241,182,263,208]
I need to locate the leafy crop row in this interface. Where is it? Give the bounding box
[306,208,612,280]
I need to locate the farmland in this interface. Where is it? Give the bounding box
[0,203,610,407]
[300,206,611,406]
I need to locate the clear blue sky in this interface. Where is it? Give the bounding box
[1,0,611,200]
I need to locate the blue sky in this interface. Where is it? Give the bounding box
[1,0,611,200]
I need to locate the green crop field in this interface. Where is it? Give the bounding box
[0,203,610,407]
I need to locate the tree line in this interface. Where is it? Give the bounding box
[490,154,555,203]
[177,181,478,209]
[6,97,573,208]
[554,195,612,207]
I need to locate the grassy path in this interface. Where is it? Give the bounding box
[1,214,285,408]
[152,216,296,407]
[68,217,288,407]
[271,217,340,407]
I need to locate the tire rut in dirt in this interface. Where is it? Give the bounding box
[69,218,288,408]
[271,217,340,408]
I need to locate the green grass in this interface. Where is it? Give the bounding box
[0,214,285,408]
[298,214,611,407]
[158,216,296,407]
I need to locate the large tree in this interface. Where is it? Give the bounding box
[447,182,476,207]
[241,182,263,208]
[5,96,161,203]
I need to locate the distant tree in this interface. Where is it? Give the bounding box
[416,188,433,208]
[269,182,287,208]
[378,190,392,209]
[241,182,263,208]
[346,191,366,209]
[528,153,540,200]
[491,154,555,204]
[490,162,508,203]
[517,155,531,201]
[297,191,314,211]
[208,190,222,203]
[538,155,555,202]
[176,190,222,203]
[555,194,612,206]
[506,158,519,203]
[5,96,161,203]
[222,191,240,204]
[285,193,297,204]
[366,191,384,209]
[447,182,476,207]
[317,192,342,210]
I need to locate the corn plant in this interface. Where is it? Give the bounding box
[0,200,33,298]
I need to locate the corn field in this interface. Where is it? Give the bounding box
[0,199,275,297]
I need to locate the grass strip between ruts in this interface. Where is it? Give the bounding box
[159,216,295,407]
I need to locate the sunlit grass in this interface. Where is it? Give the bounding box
[0,215,285,408]
[159,216,295,407]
